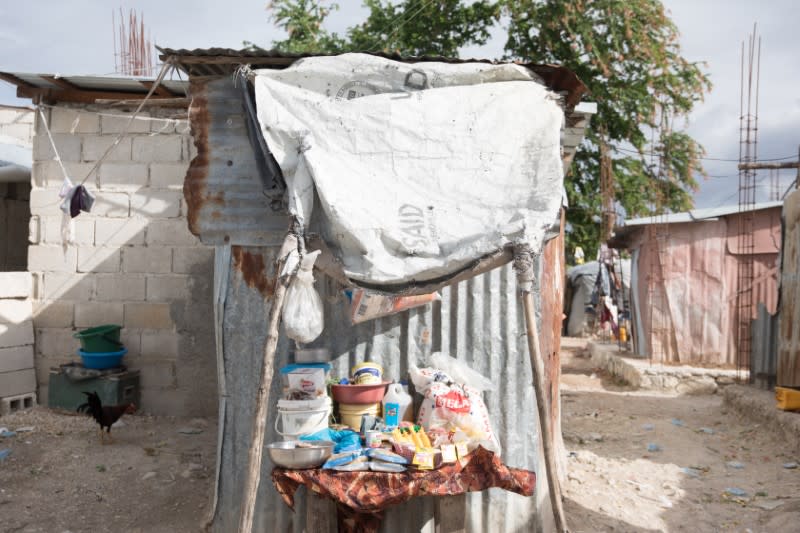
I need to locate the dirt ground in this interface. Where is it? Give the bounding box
[1,339,799,532]
[560,337,800,532]
[0,408,216,533]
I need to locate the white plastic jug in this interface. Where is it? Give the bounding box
[382,382,413,428]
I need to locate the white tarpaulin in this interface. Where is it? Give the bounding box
[254,53,564,288]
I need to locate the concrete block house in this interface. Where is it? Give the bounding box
[0,73,216,415]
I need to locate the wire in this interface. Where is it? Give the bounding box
[708,172,772,208]
[615,146,798,163]
[368,0,434,53]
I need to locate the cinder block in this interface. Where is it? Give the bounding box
[139,388,185,415]
[29,188,66,216]
[32,161,95,189]
[130,190,182,218]
[42,272,95,300]
[0,345,34,372]
[95,274,146,301]
[94,217,146,246]
[74,302,124,328]
[149,117,176,134]
[100,112,151,134]
[124,302,173,330]
[172,247,214,274]
[27,245,77,273]
[140,329,179,359]
[50,107,100,134]
[132,136,183,162]
[28,215,41,244]
[149,163,188,189]
[0,300,32,324]
[32,300,74,328]
[0,392,37,415]
[146,275,188,301]
[0,321,35,349]
[90,191,129,217]
[122,246,172,274]
[81,135,132,162]
[77,246,121,273]
[0,369,36,397]
[120,328,141,357]
[0,272,33,298]
[145,220,199,246]
[41,216,94,245]
[138,360,177,389]
[34,133,81,162]
[0,122,33,142]
[98,162,148,190]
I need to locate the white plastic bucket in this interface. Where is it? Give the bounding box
[275,405,330,440]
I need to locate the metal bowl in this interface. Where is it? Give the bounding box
[265,440,335,469]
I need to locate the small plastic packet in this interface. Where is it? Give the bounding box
[332,456,370,471]
[322,450,362,469]
[365,448,409,465]
[345,289,440,324]
[369,460,406,473]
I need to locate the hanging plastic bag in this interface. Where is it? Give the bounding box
[283,250,324,344]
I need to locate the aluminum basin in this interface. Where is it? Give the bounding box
[265,440,334,469]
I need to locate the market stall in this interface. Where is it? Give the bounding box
[163,47,591,533]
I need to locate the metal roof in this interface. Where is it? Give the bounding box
[0,71,188,95]
[158,47,588,108]
[622,200,784,227]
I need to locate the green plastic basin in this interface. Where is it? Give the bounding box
[73,324,123,353]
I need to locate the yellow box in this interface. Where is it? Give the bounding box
[775,386,800,411]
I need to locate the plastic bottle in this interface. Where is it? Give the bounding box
[382,382,412,429]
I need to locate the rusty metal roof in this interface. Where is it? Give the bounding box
[158,47,588,108]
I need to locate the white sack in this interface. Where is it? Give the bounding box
[255,53,564,287]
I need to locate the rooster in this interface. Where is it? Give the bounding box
[77,391,136,444]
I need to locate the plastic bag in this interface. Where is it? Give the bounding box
[283,250,324,344]
[410,358,501,455]
[300,427,361,453]
[428,353,492,392]
[345,289,440,324]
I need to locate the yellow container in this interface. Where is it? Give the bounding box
[775,386,800,411]
[338,402,381,430]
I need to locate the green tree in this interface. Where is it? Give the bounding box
[259,0,711,260]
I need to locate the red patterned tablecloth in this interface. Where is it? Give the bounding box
[271,446,535,533]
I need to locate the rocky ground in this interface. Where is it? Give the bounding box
[560,337,800,532]
[1,339,798,532]
[0,407,215,533]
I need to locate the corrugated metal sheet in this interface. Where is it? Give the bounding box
[184,77,289,245]
[210,238,562,532]
[750,303,778,390]
[626,208,781,366]
[623,200,783,227]
[779,189,800,386]
[158,47,588,108]
[0,71,187,95]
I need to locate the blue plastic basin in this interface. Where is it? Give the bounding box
[78,348,127,370]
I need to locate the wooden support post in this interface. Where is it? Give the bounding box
[238,233,298,533]
[306,492,336,533]
[514,244,568,533]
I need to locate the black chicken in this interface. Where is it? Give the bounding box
[77,391,136,444]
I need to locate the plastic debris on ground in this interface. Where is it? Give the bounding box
[15,426,34,433]
[698,427,715,434]
[724,487,748,497]
[782,462,798,469]
[642,423,655,431]
[647,443,662,452]
[682,467,702,478]
[753,500,785,511]
[0,449,10,461]
[0,428,16,438]
[726,461,745,469]
[670,418,685,427]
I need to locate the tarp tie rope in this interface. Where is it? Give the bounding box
[513,243,536,293]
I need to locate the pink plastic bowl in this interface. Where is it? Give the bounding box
[331,381,390,404]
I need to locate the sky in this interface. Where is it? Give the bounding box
[1,0,798,209]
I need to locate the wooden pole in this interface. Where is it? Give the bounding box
[514,244,568,533]
[238,233,298,533]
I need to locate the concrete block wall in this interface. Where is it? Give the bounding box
[0,273,36,406]
[0,105,34,145]
[28,105,216,416]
